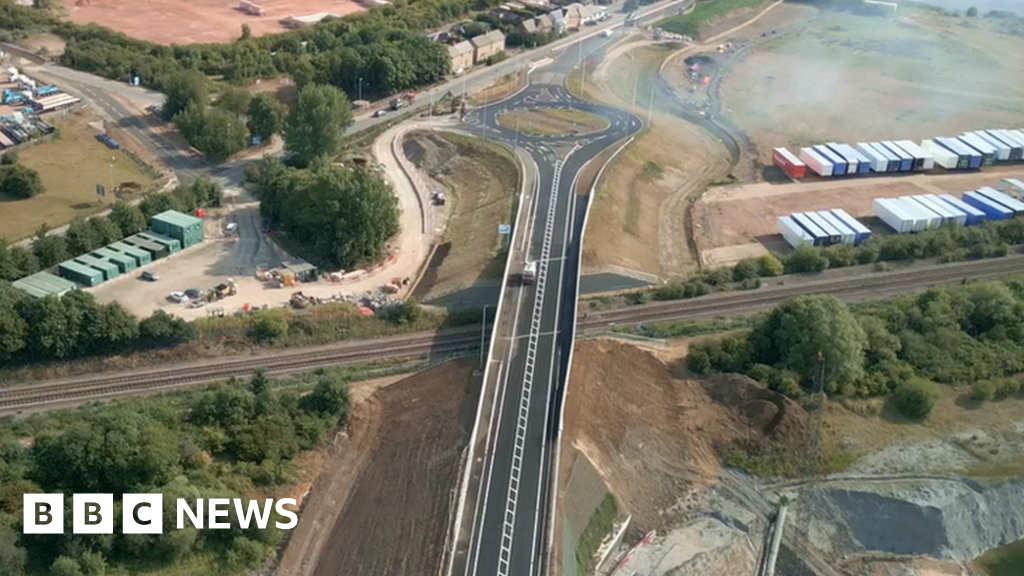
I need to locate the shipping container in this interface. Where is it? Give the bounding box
[920,139,959,169]
[805,211,842,245]
[938,194,986,225]
[935,137,979,169]
[988,130,1024,160]
[799,147,834,177]
[138,231,182,254]
[970,131,1011,161]
[92,247,137,273]
[827,143,871,175]
[150,209,205,248]
[872,198,915,233]
[962,191,1013,220]
[976,187,1024,214]
[879,141,913,172]
[791,212,830,246]
[58,260,103,287]
[830,209,872,244]
[958,133,997,165]
[816,210,856,244]
[855,142,889,172]
[777,216,814,248]
[1003,129,1024,152]
[896,196,939,230]
[12,271,77,298]
[869,141,902,172]
[772,147,806,179]
[911,195,965,226]
[74,254,119,281]
[108,241,152,266]
[998,178,1024,197]
[123,235,169,259]
[892,140,934,170]
[813,145,848,175]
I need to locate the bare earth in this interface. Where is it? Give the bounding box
[60,0,363,45]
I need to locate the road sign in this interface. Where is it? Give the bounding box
[498,224,512,235]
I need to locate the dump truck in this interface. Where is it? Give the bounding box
[389,92,415,110]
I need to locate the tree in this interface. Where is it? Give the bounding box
[0,525,26,576]
[892,378,940,419]
[732,258,759,281]
[176,104,249,162]
[283,84,353,166]
[190,174,224,207]
[139,310,195,344]
[299,373,351,420]
[784,245,829,273]
[240,23,252,41]
[757,253,784,277]
[248,93,285,142]
[65,217,100,255]
[161,70,209,121]
[966,6,978,16]
[748,295,868,390]
[49,556,83,576]
[0,286,29,361]
[250,314,288,343]
[289,56,316,90]
[31,223,68,268]
[89,216,122,246]
[108,201,147,236]
[215,86,252,117]
[0,239,39,281]
[0,164,44,199]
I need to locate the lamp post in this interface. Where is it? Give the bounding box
[479,305,488,369]
[358,77,363,102]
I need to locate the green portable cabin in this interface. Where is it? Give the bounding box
[109,242,152,266]
[93,248,137,273]
[13,272,78,298]
[137,231,181,254]
[58,260,104,287]
[75,254,119,281]
[150,209,204,248]
[123,235,169,259]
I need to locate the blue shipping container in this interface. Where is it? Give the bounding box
[880,141,913,172]
[814,145,847,176]
[938,194,985,225]
[791,212,829,246]
[962,191,1012,220]
[976,187,1024,214]
[937,137,981,169]
[830,209,872,244]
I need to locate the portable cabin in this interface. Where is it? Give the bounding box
[920,139,959,169]
[791,212,829,246]
[92,247,137,273]
[935,137,979,169]
[958,133,997,165]
[855,142,889,172]
[880,141,913,172]
[805,211,842,245]
[58,260,104,287]
[998,178,1024,197]
[777,216,814,248]
[897,196,939,230]
[970,131,1011,162]
[799,147,834,177]
[976,187,1024,215]
[828,143,871,175]
[893,140,934,170]
[962,191,1013,220]
[813,145,848,175]
[12,271,78,298]
[123,235,169,259]
[872,198,916,233]
[987,130,1024,161]
[74,254,119,281]
[830,209,872,244]
[869,142,902,172]
[938,194,985,225]
[772,147,806,179]
[150,209,204,248]
[816,210,856,244]
[137,231,181,254]
[108,241,152,266]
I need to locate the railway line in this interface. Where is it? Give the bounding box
[5,255,1024,414]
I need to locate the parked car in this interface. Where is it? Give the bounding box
[373,109,388,118]
[141,270,159,281]
[167,291,187,303]
[225,222,238,234]
[185,288,202,299]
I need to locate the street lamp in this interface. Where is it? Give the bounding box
[358,77,363,102]
[108,155,115,198]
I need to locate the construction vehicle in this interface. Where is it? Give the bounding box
[522,260,537,285]
[290,291,311,309]
[432,191,446,206]
[389,92,415,110]
[208,278,237,301]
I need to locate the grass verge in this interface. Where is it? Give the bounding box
[574,493,618,575]
[495,108,609,136]
[659,0,768,38]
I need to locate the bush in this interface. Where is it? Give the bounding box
[892,378,940,420]
[757,254,784,277]
[250,314,288,343]
[971,378,996,401]
[653,283,686,301]
[732,258,759,281]
[784,245,829,273]
[703,267,733,286]
[625,290,649,305]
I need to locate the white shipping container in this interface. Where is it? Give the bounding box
[816,211,856,244]
[830,208,872,241]
[805,211,842,244]
[872,198,915,233]
[970,131,1011,161]
[898,196,940,229]
[999,178,1024,197]
[920,139,959,169]
[914,195,965,226]
[995,129,1024,150]
[977,186,1024,213]
[854,142,888,172]
[777,216,813,248]
[814,145,848,175]
[799,148,833,177]
[938,194,985,225]
[893,140,935,170]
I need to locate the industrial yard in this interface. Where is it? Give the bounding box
[59,0,365,44]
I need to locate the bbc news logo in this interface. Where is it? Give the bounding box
[23,494,299,534]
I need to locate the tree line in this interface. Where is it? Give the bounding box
[0,370,350,576]
[0,176,222,282]
[688,278,1024,419]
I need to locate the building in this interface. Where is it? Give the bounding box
[449,41,474,74]
[138,231,182,255]
[562,3,599,28]
[284,260,319,283]
[108,242,152,266]
[470,30,506,64]
[58,260,103,287]
[151,209,204,249]
[124,235,169,260]
[546,10,565,33]
[279,13,337,28]
[12,271,77,298]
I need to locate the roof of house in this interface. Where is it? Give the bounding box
[470,29,506,48]
[450,40,474,57]
[547,10,564,24]
[521,18,538,32]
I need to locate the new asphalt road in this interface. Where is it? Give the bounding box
[459,34,640,576]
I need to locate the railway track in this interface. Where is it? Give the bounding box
[6,256,1024,413]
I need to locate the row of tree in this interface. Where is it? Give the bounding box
[0,176,222,282]
[0,152,44,199]
[0,370,351,575]
[689,279,1024,418]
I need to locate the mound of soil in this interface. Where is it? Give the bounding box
[561,340,808,533]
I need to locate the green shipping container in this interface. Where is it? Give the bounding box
[108,242,152,266]
[58,260,104,287]
[93,248,137,273]
[13,272,78,298]
[124,235,169,259]
[138,231,181,254]
[75,255,119,281]
[150,209,204,248]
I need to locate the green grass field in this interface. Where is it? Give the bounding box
[574,493,617,575]
[659,0,768,37]
[976,539,1024,576]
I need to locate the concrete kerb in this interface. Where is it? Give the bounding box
[443,142,533,576]
[545,134,636,576]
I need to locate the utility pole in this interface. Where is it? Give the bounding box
[479,305,488,370]
[358,77,363,102]
[630,71,639,116]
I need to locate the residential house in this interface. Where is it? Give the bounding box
[546,10,565,33]
[562,3,598,28]
[519,12,554,34]
[470,30,506,64]
[519,18,539,33]
[449,40,474,74]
